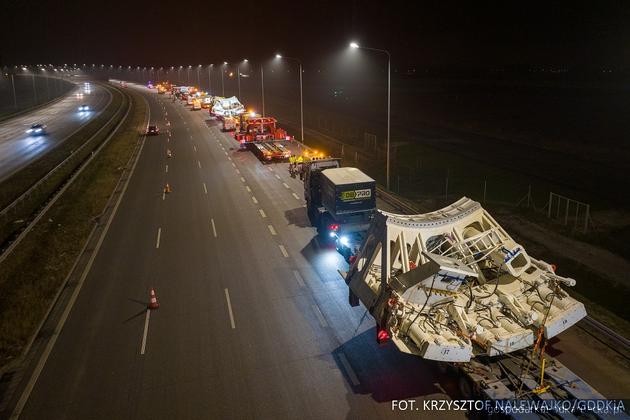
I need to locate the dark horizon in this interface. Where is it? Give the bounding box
[3,1,630,70]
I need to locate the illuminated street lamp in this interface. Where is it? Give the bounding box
[208,64,214,94]
[349,41,392,190]
[237,59,248,100]
[221,62,228,96]
[275,54,304,144]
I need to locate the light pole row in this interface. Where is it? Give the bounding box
[91,41,392,189]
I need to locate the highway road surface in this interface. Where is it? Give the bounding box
[5,83,628,420]
[0,82,111,182]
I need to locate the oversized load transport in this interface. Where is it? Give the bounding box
[211,96,245,118]
[343,197,587,363]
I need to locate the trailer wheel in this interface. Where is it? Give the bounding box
[458,375,474,399]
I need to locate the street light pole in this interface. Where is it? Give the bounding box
[260,65,265,117]
[276,55,305,144]
[349,42,391,190]
[208,64,212,95]
[221,62,227,96]
[10,73,17,108]
[197,65,201,88]
[237,59,248,100]
[237,64,241,99]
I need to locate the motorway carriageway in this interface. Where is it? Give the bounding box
[0,82,111,182]
[11,83,629,420]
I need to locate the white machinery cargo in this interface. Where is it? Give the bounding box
[211,96,245,118]
[343,197,586,363]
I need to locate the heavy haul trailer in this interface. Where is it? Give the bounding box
[340,198,625,418]
[301,158,376,258]
[234,116,294,162]
[247,141,291,163]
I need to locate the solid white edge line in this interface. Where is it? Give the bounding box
[279,244,288,258]
[211,218,217,238]
[140,309,150,355]
[339,353,360,386]
[224,288,236,329]
[156,227,161,248]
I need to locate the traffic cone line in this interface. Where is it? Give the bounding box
[148,288,159,310]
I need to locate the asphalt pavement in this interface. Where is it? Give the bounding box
[0,82,111,182]
[9,84,629,420]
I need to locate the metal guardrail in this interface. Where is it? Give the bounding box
[0,85,130,264]
[580,316,630,358]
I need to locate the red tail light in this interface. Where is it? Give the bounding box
[377,328,390,344]
[328,224,339,232]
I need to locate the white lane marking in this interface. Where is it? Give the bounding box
[279,245,288,258]
[292,192,300,200]
[156,228,161,248]
[227,157,232,161]
[240,177,246,183]
[140,309,150,355]
[312,304,328,328]
[268,225,277,235]
[282,182,290,189]
[162,191,165,201]
[235,169,240,174]
[193,145,197,152]
[293,270,305,287]
[245,186,251,192]
[251,196,258,204]
[268,167,273,171]
[190,135,193,139]
[224,151,228,156]
[203,182,208,194]
[339,353,360,386]
[224,288,236,329]
[165,165,168,173]
[259,209,267,218]
[167,138,169,143]
[275,174,281,180]
[211,218,217,238]
[197,160,202,168]
[231,162,236,168]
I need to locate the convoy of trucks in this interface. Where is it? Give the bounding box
[150,81,623,417]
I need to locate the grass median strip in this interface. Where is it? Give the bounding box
[0,90,147,370]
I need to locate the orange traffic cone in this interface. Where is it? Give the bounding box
[164,183,171,194]
[148,288,159,309]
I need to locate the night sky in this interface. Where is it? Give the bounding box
[2,1,630,69]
